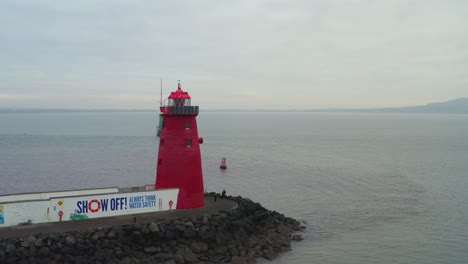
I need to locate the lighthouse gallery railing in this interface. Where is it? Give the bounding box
[160,106,199,115]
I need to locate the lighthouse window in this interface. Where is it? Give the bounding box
[160,139,164,146]
[185,121,191,129]
[162,121,166,128]
[186,139,192,147]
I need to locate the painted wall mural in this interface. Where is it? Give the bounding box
[0,205,4,224]
[0,188,179,228]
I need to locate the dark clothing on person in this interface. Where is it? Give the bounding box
[221,189,226,198]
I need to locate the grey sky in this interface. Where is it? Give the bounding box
[0,0,467,109]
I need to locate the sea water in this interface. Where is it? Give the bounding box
[0,111,467,264]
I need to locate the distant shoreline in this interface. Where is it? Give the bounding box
[0,109,467,114]
[0,109,157,114]
[1,98,467,114]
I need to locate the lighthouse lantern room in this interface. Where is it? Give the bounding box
[155,82,205,209]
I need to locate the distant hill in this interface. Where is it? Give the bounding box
[205,98,468,114]
[333,98,468,114]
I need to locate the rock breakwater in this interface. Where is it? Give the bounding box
[0,194,305,264]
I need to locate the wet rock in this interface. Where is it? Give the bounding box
[144,246,161,254]
[148,222,160,233]
[198,229,215,242]
[182,248,198,263]
[5,244,16,255]
[114,247,125,258]
[33,239,43,248]
[183,228,197,238]
[230,247,240,256]
[20,241,29,248]
[245,237,257,248]
[65,235,76,246]
[174,225,186,232]
[38,247,50,257]
[120,256,133,264]
[153,253,173,261]
[231,256,249,264]
[262,246,278,260]
[168,240,177,247]
[141,226,150,234]
[98,230,106,238]
[165,230,177,240]
[158,223,167,233]
[292,234,303,241]
[139,256,157,264]
[26,236,36,245]
[190,241,208,253]
[277,224,293,235]
[215,232,228,245]
[91,233,100,241]
[173,254,185,264]
[214,246,228,255]
[106,230,117,239]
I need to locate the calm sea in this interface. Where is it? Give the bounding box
[1,111,467,264]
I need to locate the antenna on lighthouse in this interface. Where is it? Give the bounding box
[160,77,163,107]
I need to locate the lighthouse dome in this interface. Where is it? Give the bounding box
[168,83,191,99]
[166,83,192,107]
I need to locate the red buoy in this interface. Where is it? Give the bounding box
[155,82,205,209]
[220,158,227,170]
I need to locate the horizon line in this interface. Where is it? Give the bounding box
[0,97,467,113]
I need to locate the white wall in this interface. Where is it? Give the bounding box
[0,187,119,203]
[1,200,49,226]
[0,188,179,227]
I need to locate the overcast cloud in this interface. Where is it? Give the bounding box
[0,0,467,109]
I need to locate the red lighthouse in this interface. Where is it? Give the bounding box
[155,82,205,209]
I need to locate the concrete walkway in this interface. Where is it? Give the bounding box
[0,196,237,239]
